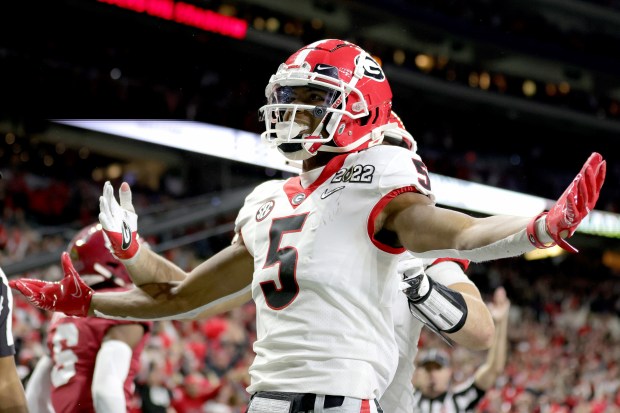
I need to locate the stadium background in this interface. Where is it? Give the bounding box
[1,0,619,411]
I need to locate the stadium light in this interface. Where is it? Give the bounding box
[52,119,620,239]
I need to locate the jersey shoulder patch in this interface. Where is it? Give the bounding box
[372,146,435,202]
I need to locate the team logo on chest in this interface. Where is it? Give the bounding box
[291,193,306,206]
[256,200,275,222]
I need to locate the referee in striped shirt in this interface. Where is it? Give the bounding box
[0,171,29,412]
[1,266,29,412]
[412,287,511,413]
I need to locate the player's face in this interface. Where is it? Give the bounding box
[274,86,334,131]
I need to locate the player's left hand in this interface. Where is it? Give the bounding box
[9,252,94,317]
[528,152,606,253]
[548,152,606,252]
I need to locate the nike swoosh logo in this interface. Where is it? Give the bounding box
[121,221,132,250]
[316,64,333,71]
[71,275,83,298]
[320,186,345,199]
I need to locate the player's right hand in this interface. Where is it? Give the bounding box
[9,252,94,317]
[99,181,141,261]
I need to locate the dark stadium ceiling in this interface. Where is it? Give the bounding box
[1,0,618,97]
[4,0,620,94]
[230,0,620,97]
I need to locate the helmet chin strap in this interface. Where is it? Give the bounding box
[277,143,315,161]
[318,127,384,153]
[275,121,314,161]
[277,122,384,160]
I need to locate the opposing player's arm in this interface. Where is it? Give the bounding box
[25,354,54,413]
[90,238,254,320]
[92,323,146,413]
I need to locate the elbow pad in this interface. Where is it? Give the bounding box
[401,273,468,333]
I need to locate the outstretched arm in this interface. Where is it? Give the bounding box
[124,245,188,285]
[97,180,251,317]
[90,239,254,320]
[11,238,254,321]
[385,152,606,261]
[473,287,511,391]
[123,236,252,320]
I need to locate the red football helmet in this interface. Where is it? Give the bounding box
[259,39,393,160]
[67,223,134,289]
[384,111,417,152]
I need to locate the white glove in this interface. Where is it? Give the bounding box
[98,181,141,261]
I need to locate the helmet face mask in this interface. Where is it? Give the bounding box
[259,39,393,160]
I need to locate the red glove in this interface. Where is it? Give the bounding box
[528,152,606,253]
[9,252,94,317]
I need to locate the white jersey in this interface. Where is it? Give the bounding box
[234,145,434,399]
[379,254,473,413]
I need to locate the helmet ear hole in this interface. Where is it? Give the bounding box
[360,107,381,127]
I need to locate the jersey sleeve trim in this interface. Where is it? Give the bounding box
[367,186,419,254]
[430,258,471,271]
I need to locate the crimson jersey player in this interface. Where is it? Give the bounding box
[25,223,152,413]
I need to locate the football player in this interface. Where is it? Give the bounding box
[13,39,605,413]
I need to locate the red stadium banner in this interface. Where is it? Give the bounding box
[97,0,248,39]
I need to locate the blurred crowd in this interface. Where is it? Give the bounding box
[7,230,620,412]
